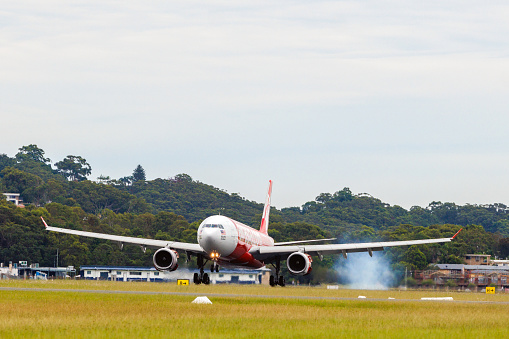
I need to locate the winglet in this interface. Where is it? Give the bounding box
[41,216,49,229]
[451,228,462,240]
[259,180,272,235]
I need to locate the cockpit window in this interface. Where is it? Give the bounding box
[204,224,224,229]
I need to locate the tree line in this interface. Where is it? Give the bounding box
[1,144,509,284]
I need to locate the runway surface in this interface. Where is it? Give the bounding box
[2,286,509,305]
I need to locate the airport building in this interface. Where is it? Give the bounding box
[0,263,18,279]
[0,261,76,279]
[18,265,76,279]
[80,265,271,285]
[81,266,162,282]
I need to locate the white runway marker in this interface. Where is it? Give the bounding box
[192,296,212,304]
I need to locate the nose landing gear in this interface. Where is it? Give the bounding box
[211,262,219,273]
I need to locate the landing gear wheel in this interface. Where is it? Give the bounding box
[194,254,207,285]
[203,273,210,285]
[215,265,219,273]
[269,256,285,287]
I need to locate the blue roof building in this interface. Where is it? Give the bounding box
[80,265,271,284]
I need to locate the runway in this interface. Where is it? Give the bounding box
[2,286,509,305]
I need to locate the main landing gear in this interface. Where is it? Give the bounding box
[269,256,285,287]
[193,254,211,285]
[193,254,219,285]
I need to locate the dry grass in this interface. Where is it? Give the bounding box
[0,280,508,338]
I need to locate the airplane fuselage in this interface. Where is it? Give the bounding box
[197,215,274,268]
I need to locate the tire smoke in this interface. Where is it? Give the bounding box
[334,252,395,290]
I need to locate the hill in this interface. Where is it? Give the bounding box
[1,144,509,284]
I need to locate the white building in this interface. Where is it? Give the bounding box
[492,260,509,267]
[80,266,271,284]
[2,193,23,206]
[81,266,163,282]
[0,263,18,279]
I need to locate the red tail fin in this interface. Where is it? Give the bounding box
[259,180,272,235]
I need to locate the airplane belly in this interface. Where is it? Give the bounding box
[229,255,265,268]
[223,242,265,268]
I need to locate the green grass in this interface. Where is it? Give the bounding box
[0,280,508,338]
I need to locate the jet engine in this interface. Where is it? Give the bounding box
[153,248,179,271]
[286,252,312,276]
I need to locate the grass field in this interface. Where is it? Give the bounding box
[1,280,508,338]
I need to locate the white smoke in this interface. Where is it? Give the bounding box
[334,252,395,290]
[163,268,196,280]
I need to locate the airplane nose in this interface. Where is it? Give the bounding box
[199,227,220,253]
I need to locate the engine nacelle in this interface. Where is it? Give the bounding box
[287,252,312,276]
[153,248,179,271]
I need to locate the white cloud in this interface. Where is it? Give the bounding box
[1,1,509,210]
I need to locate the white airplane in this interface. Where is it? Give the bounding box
[41,180,461,286]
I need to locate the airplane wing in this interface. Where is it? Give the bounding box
[250,229,462,261]
[41,217,205,254]
[274,238,337,246]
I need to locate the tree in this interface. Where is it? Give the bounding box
[63,180,150,214]
[132,165,146,182]
[443,254,463,264]
[332,187,353,202]
[445,280,457,287]
[0,154,15,172]
[12,145,58,181]
[55,155,92,181]
[403,245,428,270]
[121,176,133,185]
[316,193,332,204]
[15,144,50,164]
[174,173,192,183]
[499,238,509,259]
[0,167,43,195]
[23,179,65,206]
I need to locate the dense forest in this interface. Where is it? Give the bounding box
[1,145,509,284]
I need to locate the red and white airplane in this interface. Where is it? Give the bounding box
[41,180,461,286]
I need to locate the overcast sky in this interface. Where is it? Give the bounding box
[1,1,508,210]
